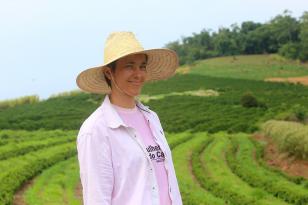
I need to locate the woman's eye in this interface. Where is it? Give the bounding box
[125,65,133,69]
[140,65,147,71]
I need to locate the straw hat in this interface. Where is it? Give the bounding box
[76,31,179,94]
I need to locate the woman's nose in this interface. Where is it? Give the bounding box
[133,66,146,76]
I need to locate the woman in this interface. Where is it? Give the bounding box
[76,31,183,205]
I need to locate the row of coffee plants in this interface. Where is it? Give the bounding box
[18,132,196,205]
[227,134,308,205]
[0,134,76,160]
[1,74,308,133]
[0,142,76,205]
[192,132,287,205]
[172,133,227,205]
[0,129,77,146]
[24,156,81,205]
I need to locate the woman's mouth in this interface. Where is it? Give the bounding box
[129,81,142,86]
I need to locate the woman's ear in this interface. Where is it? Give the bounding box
[103,68,112,80]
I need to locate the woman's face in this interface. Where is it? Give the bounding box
[109,53,148,97]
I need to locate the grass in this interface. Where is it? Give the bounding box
[0,142,76,205]
[261,120,308,160]
[0,135,76,160]
[24,156,81,205]
[194,132,288,205]
[188,54,308,80]
[137,89,219,103]
[172,132,227,205]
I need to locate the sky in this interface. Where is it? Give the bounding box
[0,0,307,101]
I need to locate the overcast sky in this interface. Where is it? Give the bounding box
[0,0,307,100]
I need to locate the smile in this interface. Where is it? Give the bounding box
[129,81,143,86]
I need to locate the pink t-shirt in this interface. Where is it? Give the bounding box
[112,103,172,205]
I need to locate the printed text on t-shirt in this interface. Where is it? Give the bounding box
[146,145,165,163]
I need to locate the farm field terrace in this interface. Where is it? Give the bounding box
[1,54,308,205]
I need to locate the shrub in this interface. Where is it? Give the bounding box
[292,104,307,122]
[278,42,301,59]
[241,92,259,108]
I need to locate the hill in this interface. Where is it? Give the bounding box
[1,55,308,133]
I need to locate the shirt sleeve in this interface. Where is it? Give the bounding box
[77,129,114,205]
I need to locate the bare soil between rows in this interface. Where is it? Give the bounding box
[253,133,308,179]
[265,76,308,86]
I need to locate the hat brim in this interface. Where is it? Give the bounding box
[76,48,179,94]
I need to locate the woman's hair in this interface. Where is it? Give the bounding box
[103,54,148,88]
[104,61,116,87]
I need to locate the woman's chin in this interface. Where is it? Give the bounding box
[126,89,141,97]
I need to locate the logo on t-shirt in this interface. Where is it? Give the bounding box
[146,145,165,163]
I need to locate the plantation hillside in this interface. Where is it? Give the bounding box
[2,54,308,205]
[1,55,308,133]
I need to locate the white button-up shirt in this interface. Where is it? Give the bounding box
[76,95,183,205]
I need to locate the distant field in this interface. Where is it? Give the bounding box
[184,54,308,80]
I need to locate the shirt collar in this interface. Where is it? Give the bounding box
[100,95,151,129]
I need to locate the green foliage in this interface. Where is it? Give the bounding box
[0,95,40,110]
[24,156,82,205]
[166,10,308,64]
[249,138,308,187]
[273,104,308,123]
[291,104,307,122]
[1,130,308,204]
[299,12,308,61]
[171,132,227,205]
[262,120,308,159]
[143,74,308,133]
[1,72,308,134]
[0,134,76,160]
[279,42,301,59]
[0,142,76,205]
[241,92,260,108]
[0,130,78,205]
[0,92,103,130]
[278,11,308,62]
[48,90,82,99]
[227,134,308,205]
[192,132,288,205]
[189,55,308,80]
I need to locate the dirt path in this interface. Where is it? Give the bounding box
[265,76,308,86]
[14,178,83,205]
[253,133,308,179]
[13,178,36,205]
[187,150,202,187]
[75,181,83,202]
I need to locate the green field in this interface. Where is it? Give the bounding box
[188,54,308,80]
[1,54,308,205]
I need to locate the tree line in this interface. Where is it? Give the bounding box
[166,10,308,64]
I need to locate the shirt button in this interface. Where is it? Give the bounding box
[152,187,155,190]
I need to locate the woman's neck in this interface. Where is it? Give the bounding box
[109,92,136,109]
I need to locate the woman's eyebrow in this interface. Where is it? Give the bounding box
[126,61,147,65]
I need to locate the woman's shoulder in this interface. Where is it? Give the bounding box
[78,106,108,137]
